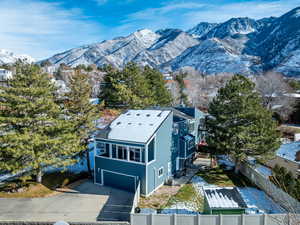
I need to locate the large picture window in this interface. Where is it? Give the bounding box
[96,142,105,156]
[129,147,141,162]
[112,144,117,158]
[117,146,127,160]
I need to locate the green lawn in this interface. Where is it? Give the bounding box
[196,167,253,187]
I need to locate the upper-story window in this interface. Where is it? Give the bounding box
[96,141,146,164]
[199,118,206,131]
[117,146,127,160]
[173,123,179,135]
[188,120,195,133]
[148,138,155,163]
[96,142,105,155]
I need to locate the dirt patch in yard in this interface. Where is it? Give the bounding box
[0,172,88,198]
[139,185,181,209]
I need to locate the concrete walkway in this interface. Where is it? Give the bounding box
[0,180,134,222]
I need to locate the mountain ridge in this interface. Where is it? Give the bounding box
[41,7,300,77]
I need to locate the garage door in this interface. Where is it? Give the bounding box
[102,170,136,192]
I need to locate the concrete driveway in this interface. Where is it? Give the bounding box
[0,180,134,222]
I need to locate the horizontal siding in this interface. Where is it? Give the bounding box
[95,156,146,194]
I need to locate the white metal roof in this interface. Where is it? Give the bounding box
[204,187,247,209]
[107,110,171,143]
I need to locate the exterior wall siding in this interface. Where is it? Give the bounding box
[146,112,173,195]
[94,156,147,194]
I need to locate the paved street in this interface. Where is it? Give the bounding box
[0,180,134,222]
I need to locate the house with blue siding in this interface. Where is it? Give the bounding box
[169,107,206,175]
[93,109,173,196]
[92,107,206,196]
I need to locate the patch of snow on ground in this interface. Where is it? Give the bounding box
[238,187,285,214]
[191,175,217,195]
[217,155,235,167]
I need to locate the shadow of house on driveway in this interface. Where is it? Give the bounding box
[0,180,134,222]
[61,180,134,221]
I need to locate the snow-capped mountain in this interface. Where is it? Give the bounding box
[187,22,218,38]
[0,49,35,64]
[43,7,300,77]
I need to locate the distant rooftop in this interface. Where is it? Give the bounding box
[204,187,247,209]
[96,109,171,143]
[276,141,300,164]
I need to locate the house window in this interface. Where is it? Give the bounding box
[173,123,179,135]
[148,138,155,162]
[141,148,145,163]
[112,144,117,158]
[104,143,110,157]
[188,120,195,133]
[158,167,164,177]
[96,142,105,156]
[188,139,194,149]
[129,147,141,162]
[117,145,127,160]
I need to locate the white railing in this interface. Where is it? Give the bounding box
[131,180,140,214]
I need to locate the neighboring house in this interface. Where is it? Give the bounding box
[0,69,12,84]
[266,141,300,178]
[93,110,173,196]
[203,187,247,215]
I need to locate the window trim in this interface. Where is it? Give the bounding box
[96,142,146,164]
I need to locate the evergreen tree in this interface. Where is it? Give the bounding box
[100,63,155,109]
[144,66,172,106]
[0,63,79,183]
[206,75,280,173]
[64,70,100,176]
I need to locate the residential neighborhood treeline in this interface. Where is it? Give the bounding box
[0,61,296,187]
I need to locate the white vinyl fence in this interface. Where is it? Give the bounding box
[240,163,300,213]
[131,213,299,225]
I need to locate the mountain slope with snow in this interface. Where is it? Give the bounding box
[0,49,35,64]
[43,7,300,77]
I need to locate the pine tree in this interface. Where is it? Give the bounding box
[100,63,155,109]
[206,75,280,173]
[144,66,172,106]
[0,62,79,183]
[64,70,100,176]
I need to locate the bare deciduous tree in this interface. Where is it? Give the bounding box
[185,73,233,109]
[254,72,296,121]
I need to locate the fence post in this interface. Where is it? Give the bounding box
[219,214,223,225]
[241,214,245,225]
[263,214,267,225]
[173,214,177,225]
[197,214,201,225]
[150,213,154,225]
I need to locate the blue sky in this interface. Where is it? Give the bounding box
[0,0,299,59]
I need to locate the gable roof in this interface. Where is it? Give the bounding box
[95,109,171,143]
[204,187,247,209]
